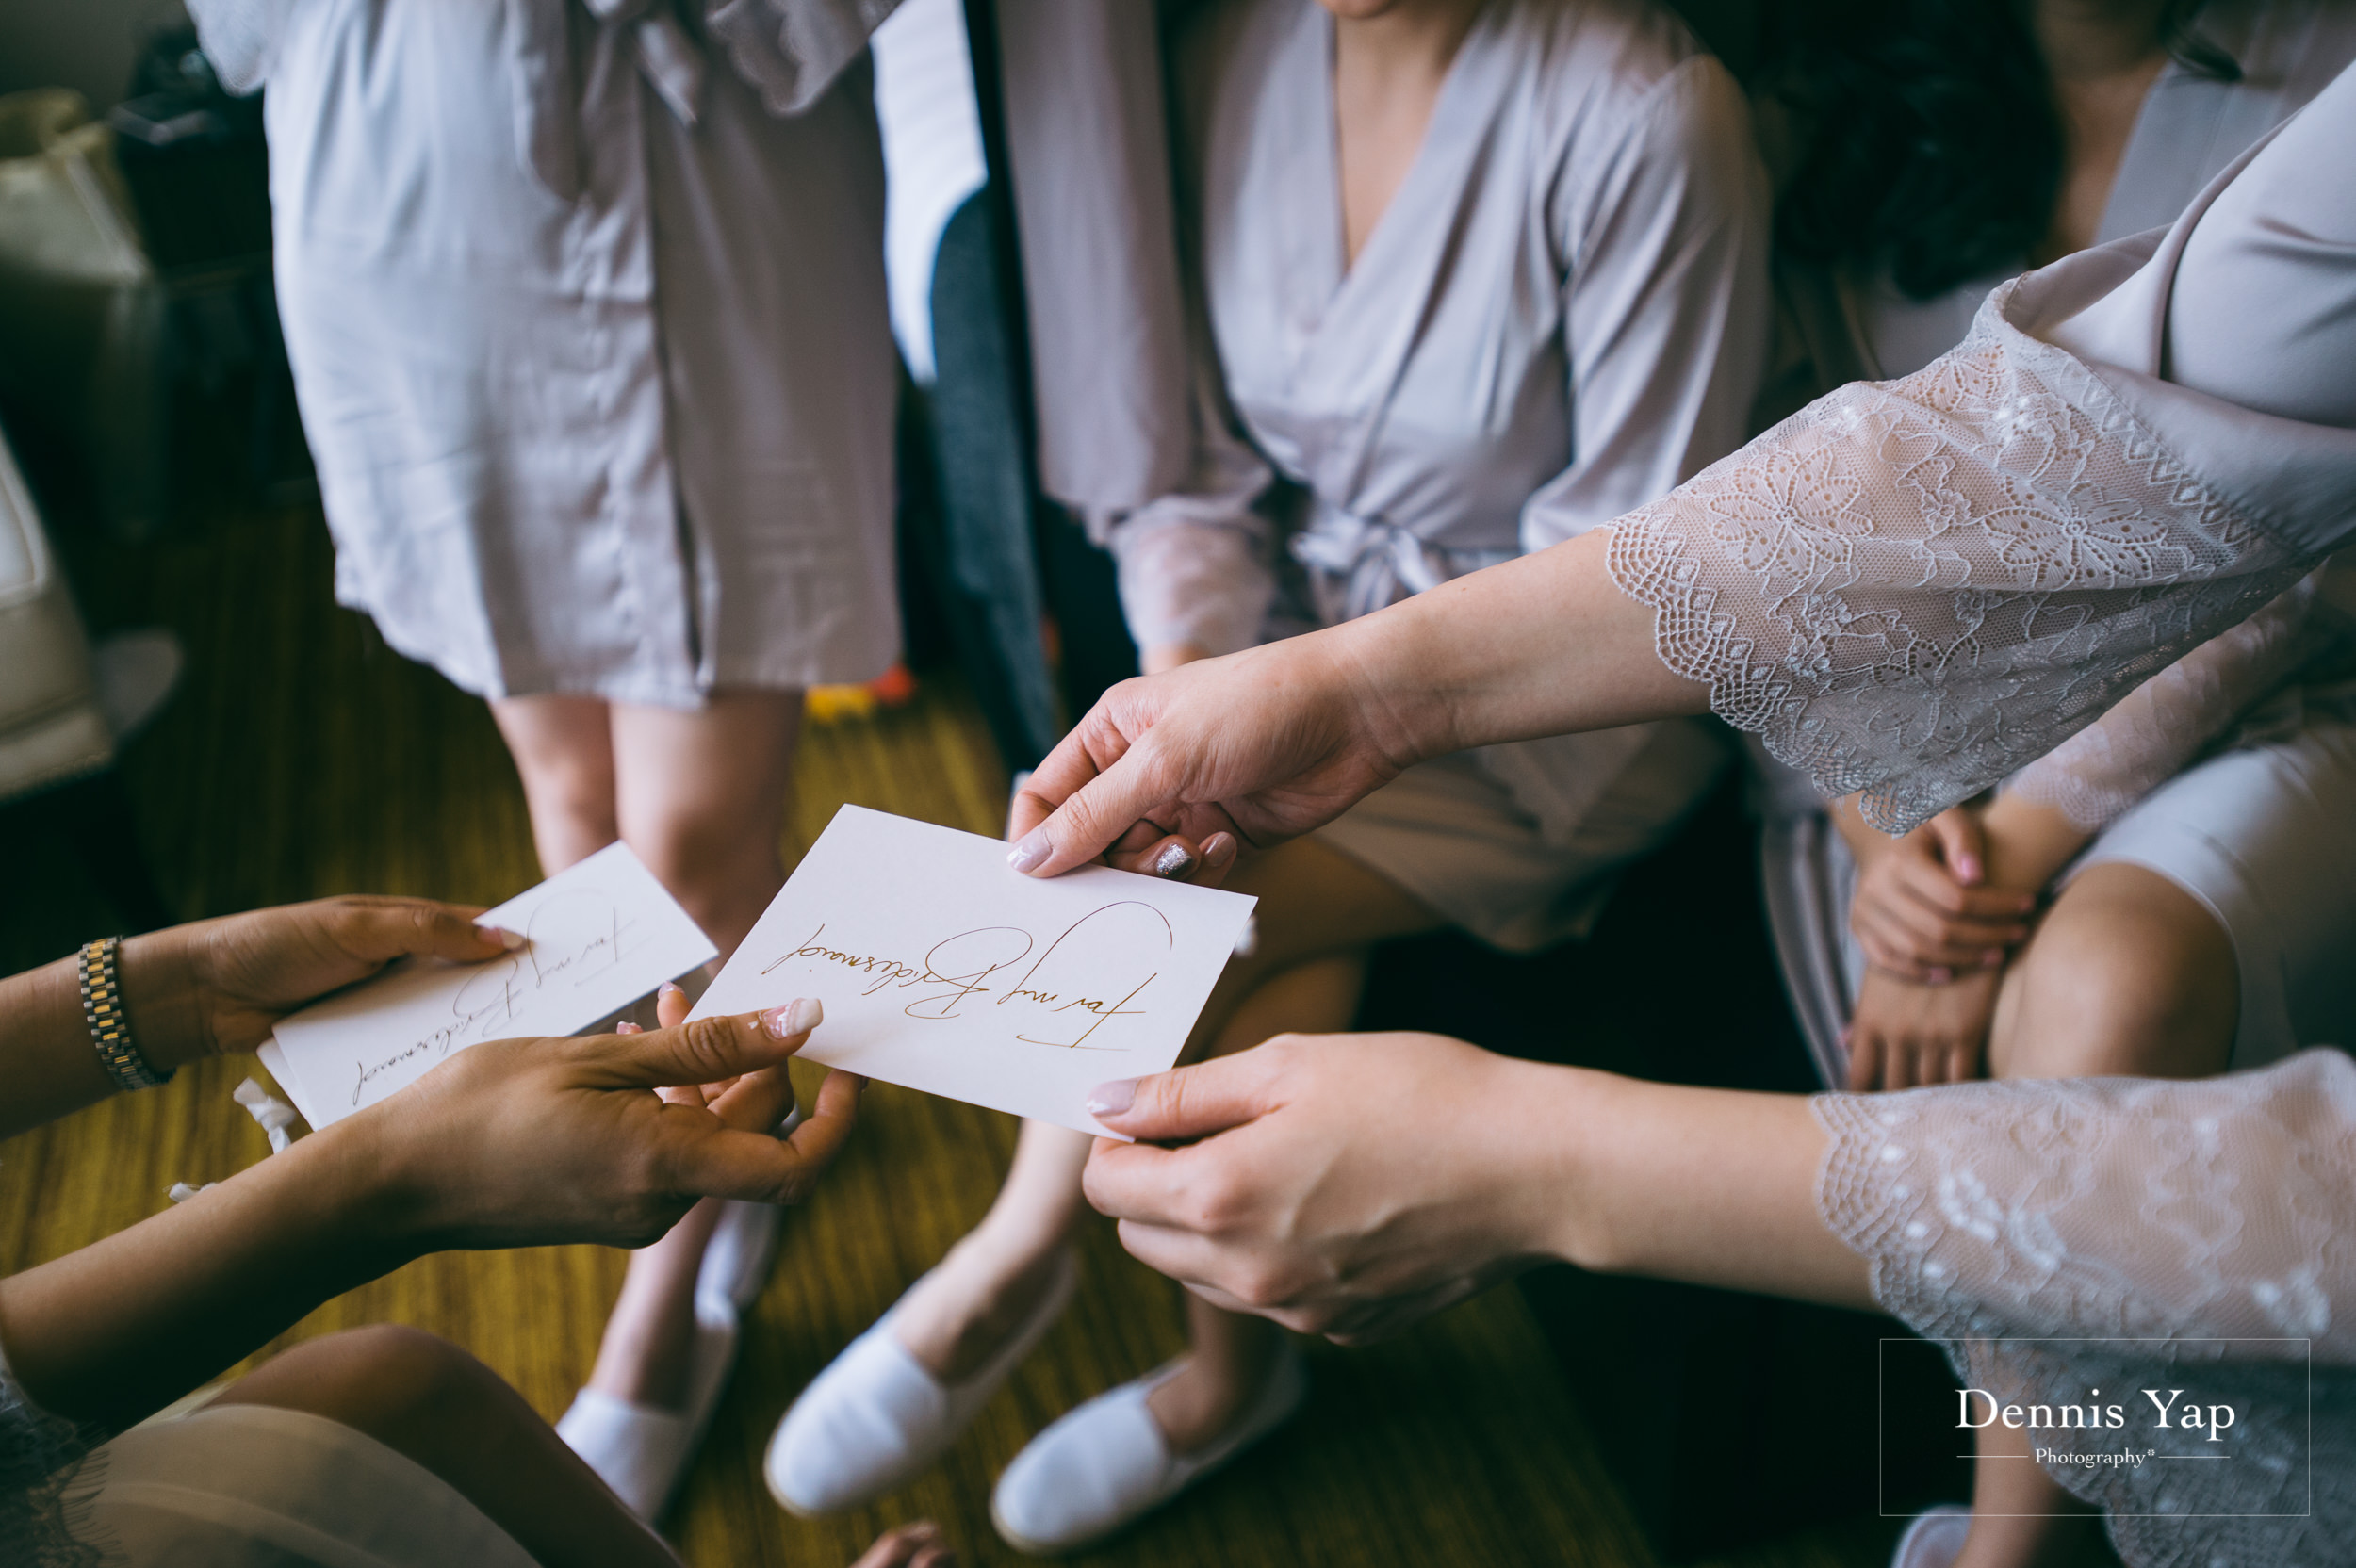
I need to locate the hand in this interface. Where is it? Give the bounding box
[124,897,519,1069]
[1081,1032,1559,1343]
[349,999,863,1251]
[851,1521,957,1568]
[1844,965,2003,1090]
[1846,808,2034,982]
[1008,634,1414,880]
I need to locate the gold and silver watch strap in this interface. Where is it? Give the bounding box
[80,936,172,1091]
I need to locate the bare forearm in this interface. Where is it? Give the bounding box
[0,1120,412,1429]
[1979,793,2093,895]
[1333,530,1710,764]
[4,933,214,1140]
[1538,1068,1871,1309]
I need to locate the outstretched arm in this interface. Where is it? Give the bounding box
[1007,529,1707,877]
[0,1001,859,1430]
[1077,1032,1864,1344]
[3,899,525,1139]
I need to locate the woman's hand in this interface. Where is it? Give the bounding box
[1008,633,1417,880]
[350,1000,863,1252]
[1008,531,1708,879]
[1081,1031,1865,1339]
[1844,965,2004,1090]
[1080,1032,1566,1343]
[0,994,862,1429]
[1842,808,2034,983]
[125,897,521,1068]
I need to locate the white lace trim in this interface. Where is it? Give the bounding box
[1608,285,2312,835]
[2004,562,2355,830]
[1813,1051,2356,1568]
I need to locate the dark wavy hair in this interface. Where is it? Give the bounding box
[1763,0,2239,300]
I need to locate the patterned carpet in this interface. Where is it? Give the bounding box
[0,496,1891,1568]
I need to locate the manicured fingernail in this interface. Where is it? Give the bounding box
[1151,841,1197,879]
[658,981,683,999]
[762,997,823,1038]
[616,1021,643,1034]
[1007,829,1051,874]
[1203,831,1238,867]
[480,924,526,950]
[1983,950,2004,967]
[1086,1078,1138,1117]
[1955,856,1981,883]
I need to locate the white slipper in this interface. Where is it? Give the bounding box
[697,1198,783,1316]
[990,1341,1307,1555]
[1891,1504,1972,1568]
[765,1249,1078,1515]
[557,1294,739,1523]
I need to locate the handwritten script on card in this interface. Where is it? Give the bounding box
[261,842,718,1128]
[692,806,1256,1137]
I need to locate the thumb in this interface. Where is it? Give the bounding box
[589,1000,822,1089]
[1927,809,1987,885]
[1008,716,1164,879]
[1088,1051,1282,1143]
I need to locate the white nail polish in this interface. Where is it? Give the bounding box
[785,996,824,1036]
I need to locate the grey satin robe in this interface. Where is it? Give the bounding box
[190,0,900,706]
[1104,0,1772,947]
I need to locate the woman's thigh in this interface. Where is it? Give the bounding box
[607,691,803,843]
[1181,837,1446,1059]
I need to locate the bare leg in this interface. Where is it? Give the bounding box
[212,1326,680,1568]
[1954,1419,2117,1568]
[1953,862,2232,1566]
[490,696,621,875]
[580,692,804,1407]
[608,693,803,954]
[892,840,1440,1443]
[1987,862,2237,1082]
[499,692,804,1410]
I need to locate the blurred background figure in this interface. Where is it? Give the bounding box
[177,0,901,1522]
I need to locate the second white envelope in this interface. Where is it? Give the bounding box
[691,806,1257,1137]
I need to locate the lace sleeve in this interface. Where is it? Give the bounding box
[2001,566,2327,831]
[1606,288,2314,834]
[1092,311,1280,661]
[0,1347,107,1568]
[1813,1051,2356,1568]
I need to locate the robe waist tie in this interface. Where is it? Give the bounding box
[515,0,709,203]
[1289,507,1516,625]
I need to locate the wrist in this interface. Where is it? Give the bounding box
[1329,602,1457,768]
[1481,1057,1612,1270]
[112,929,211,1073]
[306,1107,440,1264]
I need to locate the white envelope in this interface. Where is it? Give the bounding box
[690,806,1257,1137]
[261,842,718,1128]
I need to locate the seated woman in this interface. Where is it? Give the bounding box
[0,898,944,1568]
[1011,53,2356,1568]
[769,0,1770,1548]
[1757,6,2356,1560]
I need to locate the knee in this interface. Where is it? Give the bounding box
[1996,883,2235,1079]
[239,1325,499,1436]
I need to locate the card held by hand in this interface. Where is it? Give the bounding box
[261,842,718,1128]
[691,806,1258,1137]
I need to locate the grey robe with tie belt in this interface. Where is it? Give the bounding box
[189,0,901,705]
